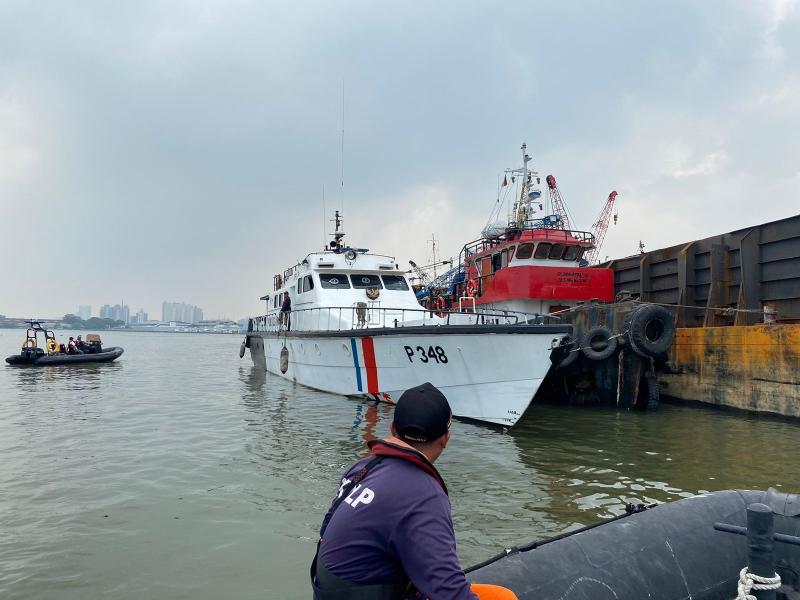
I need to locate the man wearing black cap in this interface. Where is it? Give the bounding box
[311,382,480,599]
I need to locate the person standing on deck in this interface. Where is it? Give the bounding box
[280,291,291,331]
[311,382,517,600]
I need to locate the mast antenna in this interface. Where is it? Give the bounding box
[340,80,345,215]
[428,234,439,279]
[508,142,536,226]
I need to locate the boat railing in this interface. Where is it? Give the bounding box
[249,305,561,334]
[459,228,597,264]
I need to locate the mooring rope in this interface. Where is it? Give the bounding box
[631,300,781,319]
[544,299,782,320]
[735,567,781,600]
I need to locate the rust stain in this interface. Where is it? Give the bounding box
[662,324,800,417]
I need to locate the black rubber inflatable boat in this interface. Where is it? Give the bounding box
[5,322,124,366]
[466,489,800,599]
[6,346,124,366]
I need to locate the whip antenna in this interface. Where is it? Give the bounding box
[340,80,345,216]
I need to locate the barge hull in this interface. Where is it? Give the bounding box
[660,324,800,417]
[600,213,800,417]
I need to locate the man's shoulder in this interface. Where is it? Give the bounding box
[361,457,447,500]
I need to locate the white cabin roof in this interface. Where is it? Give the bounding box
[303,251,398,272]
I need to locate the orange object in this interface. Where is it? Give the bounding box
[435,296,447,317]
[470,583,519,600]
[466,278,478,297]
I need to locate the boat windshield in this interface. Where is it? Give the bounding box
[515,243,534,260]
[319,274,351,289]
[350,274,383,289]
[533,243,552,259]
[381,275,409,290]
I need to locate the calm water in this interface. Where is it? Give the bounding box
[1,329,798,599]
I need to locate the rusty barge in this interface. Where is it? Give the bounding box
[600,213,800,418]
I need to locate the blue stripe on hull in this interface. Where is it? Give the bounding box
[350,338,362,392]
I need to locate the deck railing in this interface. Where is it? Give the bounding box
[248,305,562,334]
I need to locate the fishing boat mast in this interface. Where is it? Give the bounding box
[507,143,541,228]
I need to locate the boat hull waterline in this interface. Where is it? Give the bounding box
[247,325,567,426]
[5,347,124,366]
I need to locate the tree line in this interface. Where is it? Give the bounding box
[62,314,126,329]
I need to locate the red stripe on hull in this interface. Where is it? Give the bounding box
[361,337,379,395]
[475,265,614,303]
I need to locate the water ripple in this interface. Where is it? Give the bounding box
[1,329,798,599]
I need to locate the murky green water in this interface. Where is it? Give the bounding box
[1,329,798,599]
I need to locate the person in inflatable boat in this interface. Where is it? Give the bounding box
[311,382,517,600]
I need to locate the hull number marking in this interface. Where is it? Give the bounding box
[404,345,448,364]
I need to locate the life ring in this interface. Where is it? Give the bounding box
[22,338,36,349]
[366,287,380,300]
[466,279,478,297]
[434,296,447,318]
[46,339,58,353]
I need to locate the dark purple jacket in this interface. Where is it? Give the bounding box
[318,439,477,600]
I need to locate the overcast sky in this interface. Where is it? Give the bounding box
[1,1,798,320]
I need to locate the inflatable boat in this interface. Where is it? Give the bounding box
[5,346,124,366]
[4,322,124,366]
[466,488,800,599]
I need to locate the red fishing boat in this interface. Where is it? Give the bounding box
[426,144,615,317]
[413,145,675,408]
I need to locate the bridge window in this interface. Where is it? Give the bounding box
[507,246,516,260]
[298,275,314,293]
[563,245,583,261]
[381,275,409,290]
[548,244,566,260]
[533,242,552,259]
[515,243,534,260]
[320,274,351,289]
[350,274,383,289]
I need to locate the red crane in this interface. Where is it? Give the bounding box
[584,191,618,265]
[545,175,573,230]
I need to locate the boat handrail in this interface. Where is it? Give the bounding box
[249,305,562,334]
[460,228,596,261]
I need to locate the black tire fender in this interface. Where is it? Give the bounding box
[581,326,618,361]
[644,372,660,410]
[239,340,246,358]
[625,305,676,358]
[552,335,579,369]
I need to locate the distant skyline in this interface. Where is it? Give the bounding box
[2,1,799,318]
[0,301,219,324]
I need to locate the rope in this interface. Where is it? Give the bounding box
[544,299,784,321]
[565,332,627,354]
[632,300,782,318]
[735,567,781,600]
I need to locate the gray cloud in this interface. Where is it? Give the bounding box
[1,0,798,319]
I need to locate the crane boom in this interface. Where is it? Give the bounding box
[545,175,572,230]
[584,191,618,265]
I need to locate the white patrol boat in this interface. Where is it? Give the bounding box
[242,212,570,427]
